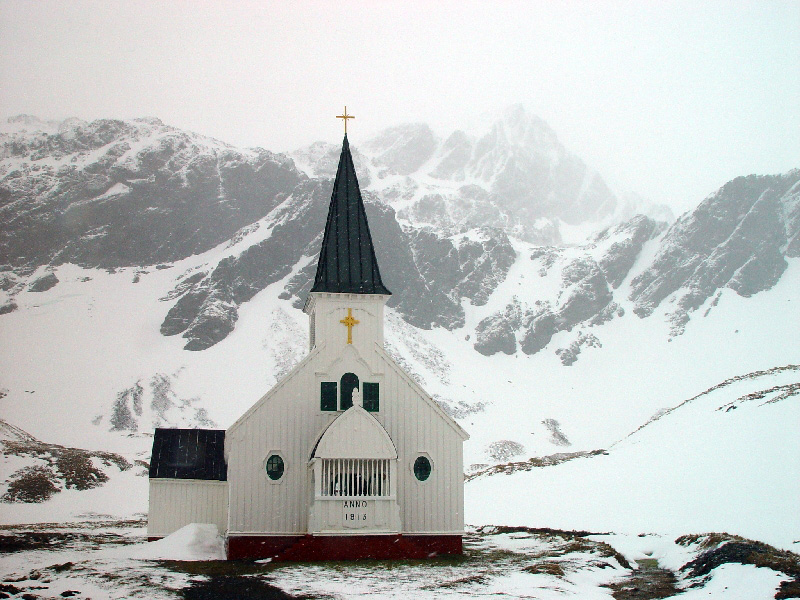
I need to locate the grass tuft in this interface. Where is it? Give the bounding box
[524,562,566,577]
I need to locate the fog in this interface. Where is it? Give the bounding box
[1,0,798,212]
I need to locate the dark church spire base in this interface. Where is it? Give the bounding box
[310,135,391,296]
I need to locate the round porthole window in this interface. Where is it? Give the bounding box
[266,454,284,480]
[413,456,432,481]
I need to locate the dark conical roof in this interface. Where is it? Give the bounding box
[310,135,391,295]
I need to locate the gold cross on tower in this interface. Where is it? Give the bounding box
[339,308,360,344]
[336,106,355,134]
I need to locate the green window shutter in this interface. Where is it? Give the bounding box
[321,382,337,411]
[363,382,379,412]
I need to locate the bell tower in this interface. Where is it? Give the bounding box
[303,114,391,355]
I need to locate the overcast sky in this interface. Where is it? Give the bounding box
[1,0,798,213]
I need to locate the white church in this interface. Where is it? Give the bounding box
[148,124,469,560]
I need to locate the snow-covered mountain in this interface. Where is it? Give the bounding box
[292,105,673,245]
[468,364,800,547]
[0,115,302,271]
[1,112,798,554]
[473,171,800,356]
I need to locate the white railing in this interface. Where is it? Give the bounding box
[319,458,390,497]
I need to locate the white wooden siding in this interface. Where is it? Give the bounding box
[147,479,228,538]
[226,292,466,536]
[374,347,465,534]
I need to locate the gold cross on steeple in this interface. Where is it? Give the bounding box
[339,308,360,344]
[336,106,355,134]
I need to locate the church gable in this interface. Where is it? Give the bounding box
[374,344,469,441]
[312,405,397,460]
[226,344,323,441]
[315,342,383,412]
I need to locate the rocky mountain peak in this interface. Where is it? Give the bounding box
[629,170,800,335]
[57,117,89,134]
[287,106,625,245]
[485,104,561,154]
[363,123,438,176]
[432,106,618,235]
[132,116,165,127]
[0,117,304,271]
[4,114,63,132]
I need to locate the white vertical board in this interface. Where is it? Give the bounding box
[147,479,228,538]
[374,348,467,534]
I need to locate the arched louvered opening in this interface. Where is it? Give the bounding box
[340,372,359,409]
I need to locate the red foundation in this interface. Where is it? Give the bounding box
[226,534,462,561]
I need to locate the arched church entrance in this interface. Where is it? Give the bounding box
[340,372,359,409]
[308,400,401,534]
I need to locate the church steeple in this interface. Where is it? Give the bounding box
[310,134,391,295]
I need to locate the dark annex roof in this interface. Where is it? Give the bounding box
[310,135,391,295]
[149,428,227,481]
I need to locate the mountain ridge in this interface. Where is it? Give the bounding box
[2,114,797,358]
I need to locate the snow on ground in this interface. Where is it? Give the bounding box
[418,258,799,473]
[0,522,196,600]
[677,564,787,600]
[115,523,225,561]
[0,262,303,453]
[268,531,630,600]
[467,364,800,550]
[0,466,148,526]
[0,522,794,599]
